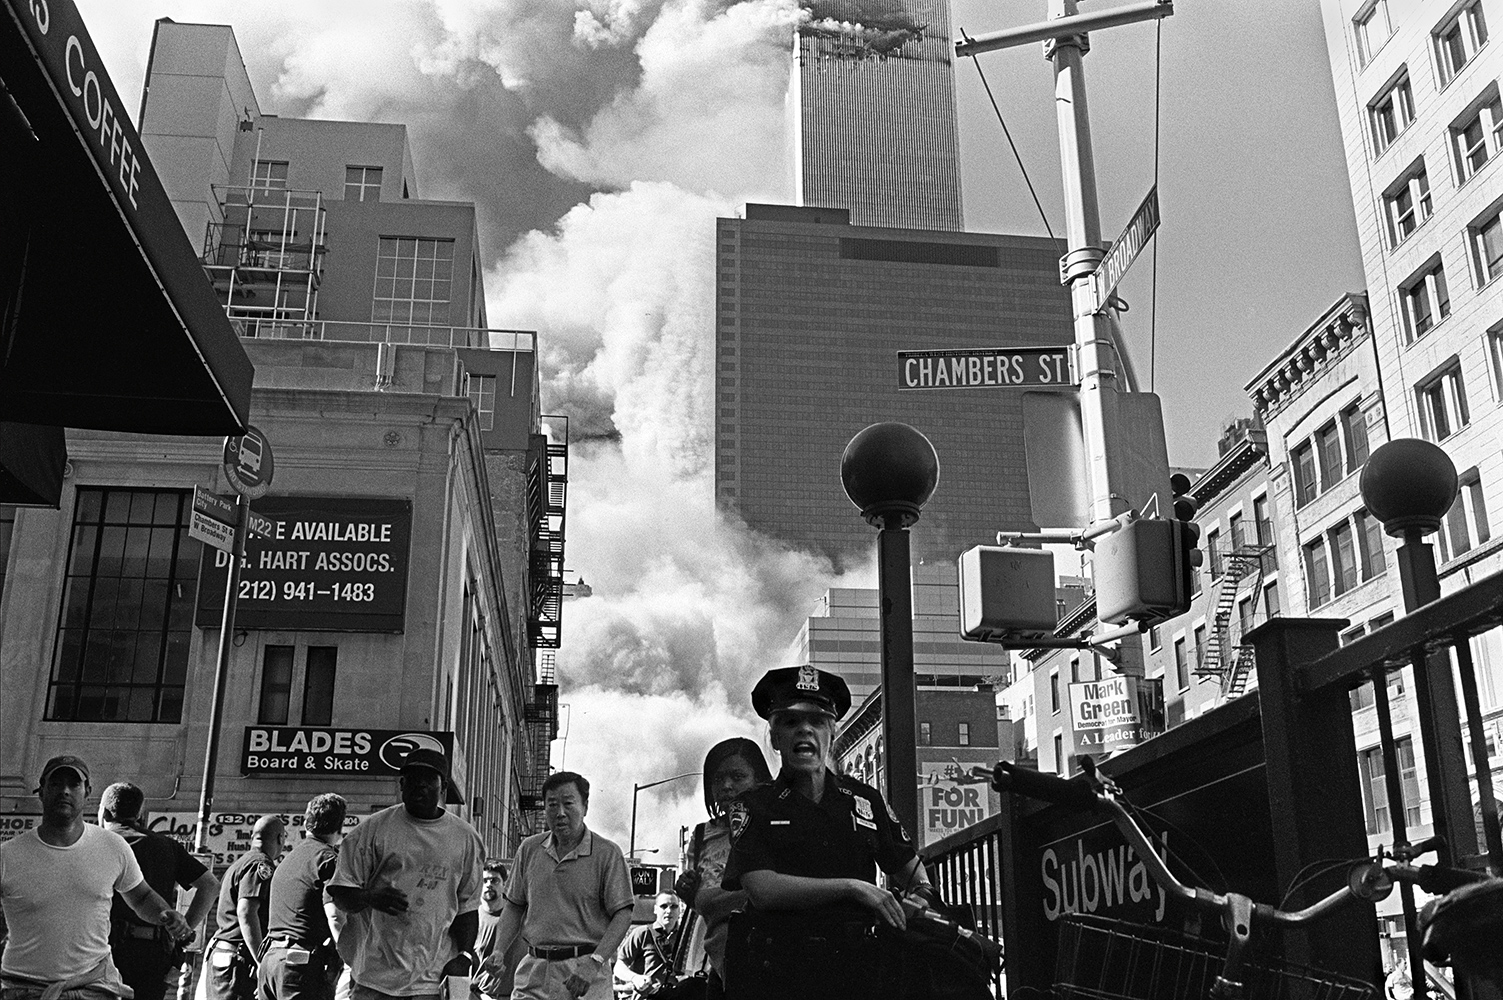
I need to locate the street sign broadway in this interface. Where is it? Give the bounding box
[897,346,1076,390]
[196,497,412,631]
[1092,186,1160,307]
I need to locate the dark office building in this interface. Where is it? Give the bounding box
[715,204,1074,564]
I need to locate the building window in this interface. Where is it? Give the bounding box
[919,721,932,746]
[344,166,383,202]
[1173,638,1189,691]
[1053,733,1065,776]
[1149,625,1162,650]
[1434,0,1488,87]
[259,645,295,725]
[1400,258,1451,340]
[466,374,496,431]
[1207,527,1223,579]
[302,646,338,726]
[1437,469,1492,561]
[1355,0,1391,66]
[1237,595,1255,642]
[1254,494,1277,572]
[373,237,455,326]
[1471,205,1503,285]
[1370,73,1414,155]
[1359,738,1422,833]
[48,489,198,724]
[1049,670,1060,714]
[1340,403,1370,472]
[1385,165,1433,248]
[1316,421,1344,489]
[1263,581,1282,619]
[958,722,971,747]
[1192,624,1207,674]
[1305,537,1332,608]
[1330,520,1359,597]
[1293,441,1317,507]
[1416,359,1470,441]
[1451,89,1502,184]
[251,160,289,193]
[1356,508,1387,580]
[1491,324,1503,400]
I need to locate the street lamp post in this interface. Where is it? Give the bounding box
[629,771,697,860]
[841,422,940,839]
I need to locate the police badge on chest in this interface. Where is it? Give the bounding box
[852,795,877,830]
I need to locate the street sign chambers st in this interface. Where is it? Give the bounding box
[897,346,1076,390]
[196,497,412,631]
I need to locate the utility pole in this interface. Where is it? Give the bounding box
[959,0,1173,544]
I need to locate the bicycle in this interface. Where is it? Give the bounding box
[981,757,1380,1000]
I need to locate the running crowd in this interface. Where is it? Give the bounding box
[1,666,982,1000]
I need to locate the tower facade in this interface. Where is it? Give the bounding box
[792,0,965,230]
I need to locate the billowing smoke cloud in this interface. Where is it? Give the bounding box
[84,0,868,860]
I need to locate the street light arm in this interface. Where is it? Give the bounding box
[630,771,700,859]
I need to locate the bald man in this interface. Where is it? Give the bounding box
[206,817,286,1000]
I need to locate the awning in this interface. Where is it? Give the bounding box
[0,0,252,439]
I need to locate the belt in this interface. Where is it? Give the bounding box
[265,937,318,951]
[527,945,596,961]
[116,924,161,941]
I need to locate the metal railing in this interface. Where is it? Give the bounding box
[230,317,536,351]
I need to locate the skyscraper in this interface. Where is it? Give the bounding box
[714,204,1073,565]
[792,0,964,230]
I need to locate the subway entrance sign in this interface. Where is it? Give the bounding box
[897,346,1076,390]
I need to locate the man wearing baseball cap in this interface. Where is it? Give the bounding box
[720,667,936,1000]
[327,748,484,1000]
[0,756,193,1000]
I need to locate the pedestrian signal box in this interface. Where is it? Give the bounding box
[630,867,659,896]
[958,545,1059,641]
[1094,518,1200,626]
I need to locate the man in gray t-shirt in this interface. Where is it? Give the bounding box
[327,750,483,1000]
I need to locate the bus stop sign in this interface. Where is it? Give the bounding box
[223,425,274,499]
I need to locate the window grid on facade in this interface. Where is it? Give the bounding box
[1385,166,1432,248]
[1305,537,1333,608]
[1264,581,1282,619]
[1340,403,1370,472]
[1192,624,1207,675]
[919,721,932,746]
[1293,441,1317,507]
[1434,0,1488,87]
[1354,0,1391,66]
[1316,421,1343,488]
[1401,259,1451,340]
[1451,91,1502,184]
[1049,670,1060,714]
[1329,520,1359,597]
[1490,324,1503,400]
[1173,637,1188,691]
[1359,737,1422,833]
[1416,360,1470,441]
[1254,495,1278,572]
[1207,528,1223,578]
[344,166,383,202]
[251,160,289,192]
[1472,206,1503,285]
[373,237,454,325]
[1437,469,1492,562]
[1356,509,1387,581]
[958,722,970,746]
[48,488,198,724]
[1369,74,1414,155]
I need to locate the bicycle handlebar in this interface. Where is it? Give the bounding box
[989,761,1102,810]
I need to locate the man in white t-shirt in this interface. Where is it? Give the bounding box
[326,749,483,1000]
[0,755,193,1000]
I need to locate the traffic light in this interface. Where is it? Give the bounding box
[958,545,1060,640]
[1094,516,1202,626]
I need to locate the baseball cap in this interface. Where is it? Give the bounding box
[402,747,464,805]
[752,665,852,721]
[35,754,90,792]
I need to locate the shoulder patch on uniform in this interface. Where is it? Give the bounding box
[886,802,902,826]
[728,801,749,843]
[252,861,273,882]
[854,796,873,820]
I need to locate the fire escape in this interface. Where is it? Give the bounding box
[527,420,568,649]
[519,653,559,831]
[201,186,327,336]
[1193,528,1276,699]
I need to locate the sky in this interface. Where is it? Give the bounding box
[79,0,1366,861]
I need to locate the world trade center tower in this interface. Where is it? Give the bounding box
[793,0,964,230]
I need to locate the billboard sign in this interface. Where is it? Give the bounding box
[919,758,1000,846]
[1068,675,1165,754]
[241,727,453,777]
[897,346,1076,390]
[196,497,412,631]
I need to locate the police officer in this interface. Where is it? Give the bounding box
[259,794,346,1000]
[720,666,938,1000]
[206,816,285,1000]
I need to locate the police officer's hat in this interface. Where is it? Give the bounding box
[751,665,851,721]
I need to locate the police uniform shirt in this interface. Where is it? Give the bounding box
[721,770,916,910]
[265,837,338,946]
[108,826,208,927]
[212,849,275,946]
